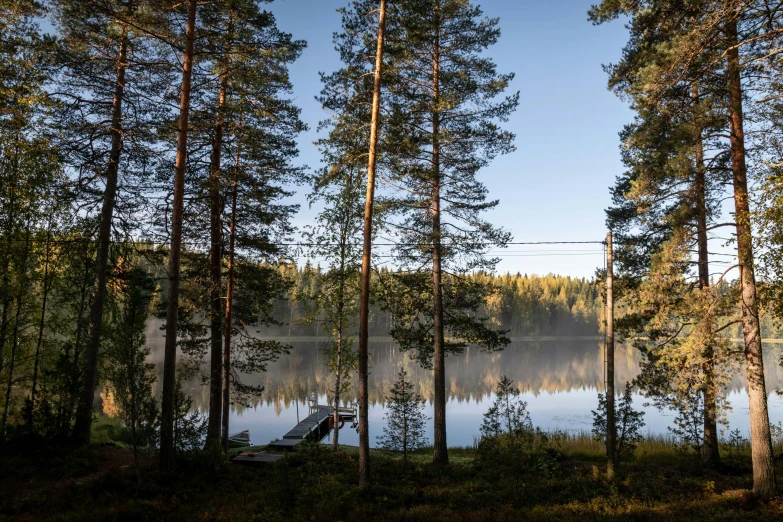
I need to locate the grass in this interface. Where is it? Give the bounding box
[1,432,780,521]
[90,416,130,447]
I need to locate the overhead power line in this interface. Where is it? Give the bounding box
[0,237,607,247]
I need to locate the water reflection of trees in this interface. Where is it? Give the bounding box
[145,319,783,415]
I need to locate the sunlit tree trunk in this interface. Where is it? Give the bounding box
[358,0,387,488]
[431,0,447,466]
[726,18,775,497]
[161,0,198,472]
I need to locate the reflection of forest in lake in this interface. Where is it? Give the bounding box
[142,324,783,446]
[145,324,783,416]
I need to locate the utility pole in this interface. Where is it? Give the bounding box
[606,231,617,478]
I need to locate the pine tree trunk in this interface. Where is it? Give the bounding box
[160,0,198,472]
[358,0,387,488]
[60,253,92,437]
[58,254,93,437]
[0,198,15,378]
[431,2,448,466]
[206,17,233,453]
[505,393,511,434]
[402,370,408,462]
[0,170,18,379]
[29,224,53,429]
[333,308,343,450]
[221,135,240,454]
[333,218,351,450]
[726,18,775,497]
[72,20,131,445]
[2,226,31,435]
[693,84,719,464]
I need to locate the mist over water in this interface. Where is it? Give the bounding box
[143,322,783,447]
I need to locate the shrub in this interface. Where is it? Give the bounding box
[480,375,532,437]
[377,368,428,461]
[476,428,562,478]
[477,376,561,477]
[592,381,645,457]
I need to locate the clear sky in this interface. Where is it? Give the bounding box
[267,0,633,279]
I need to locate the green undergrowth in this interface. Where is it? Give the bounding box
[2,434,781,522]
[90,416,131,448]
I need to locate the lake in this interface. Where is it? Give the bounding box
[147,331,783,448]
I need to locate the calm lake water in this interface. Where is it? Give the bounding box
[147,330,783,448]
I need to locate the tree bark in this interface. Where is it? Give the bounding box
[332,250,347,450]
[2,226,31,435]
[29,223,54,429]
[402,370,408,462]
[72,18,131,445]
[221,140,240,454]
[726,18,775,497]
[205,15,233,453]
[358,0,387,488]
[0,202,15,378]
[60,251,92,437]
[58,252,93,437]
[431,1,448,466]
[605,231,616,477]
[0,179,16,378]
[693,84,719,464]
[332,305,344,450]
[160,0,198,472]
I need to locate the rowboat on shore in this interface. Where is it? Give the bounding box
[227,430,251,447]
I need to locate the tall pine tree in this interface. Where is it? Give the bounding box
[380,0,518,465]
[591,0,783,495]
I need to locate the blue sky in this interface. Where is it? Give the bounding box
[267,0,633,278]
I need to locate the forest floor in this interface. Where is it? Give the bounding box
[2,439,783,521]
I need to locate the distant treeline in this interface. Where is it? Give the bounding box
[260,265,783,340]
[260,267,604,338]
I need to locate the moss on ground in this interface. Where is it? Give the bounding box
[1,439,780,521]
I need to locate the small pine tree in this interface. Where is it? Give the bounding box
[104,262,159,478]
[172,377,208,454]
[724,428,748,460]
[669,388,704,456]
[770,422,783,457]
[481,376,532,437]
[377,368,428,461]
[593,381,645,456]
[478,376,560,477]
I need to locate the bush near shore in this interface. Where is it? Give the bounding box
[1,427,782,522]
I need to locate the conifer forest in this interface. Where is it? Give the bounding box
[6,1,783,520]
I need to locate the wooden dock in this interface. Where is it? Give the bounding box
[269,406,332,450]
[268,405,356,451]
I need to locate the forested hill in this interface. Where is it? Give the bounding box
[262,268,604,338]
[259,266,783,340]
